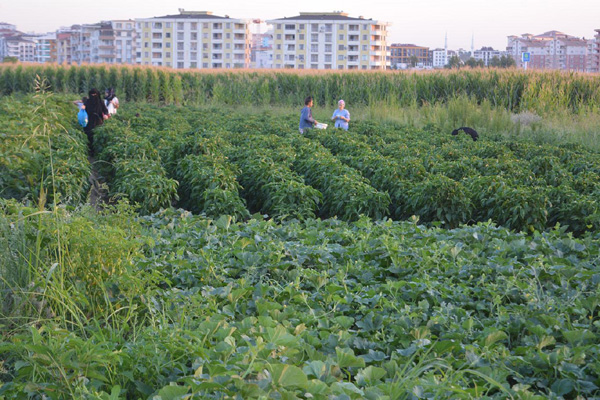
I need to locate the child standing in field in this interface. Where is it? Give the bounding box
[104,88,119,117]
[331,99,350,130]
[299,96,318,134]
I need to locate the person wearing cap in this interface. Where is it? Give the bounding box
[299,96,318,134]
[331,100,350,130]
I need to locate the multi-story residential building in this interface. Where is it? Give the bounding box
[136,10,250,69]
[2,35,36,62]
[266,12,390,70]
[70,24,94,64]
[56,29,74,64]
[35,32,57,63]
[587,29,600,73]
[507,31,588,71]
[431,48,447,68]
[112,20,136,64]
[473,47,503,66]
[250,31,273,68]
[388,44,429,69]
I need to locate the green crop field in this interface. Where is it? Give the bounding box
[1,68,599,399]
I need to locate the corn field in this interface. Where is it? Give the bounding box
[1,63,600,113]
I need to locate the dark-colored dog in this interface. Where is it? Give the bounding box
[451,127,479,141]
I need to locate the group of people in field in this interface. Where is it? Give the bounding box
[75,88,119,155]
[79,90,349,155]
[299,96,350,134]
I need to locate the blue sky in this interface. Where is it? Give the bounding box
[2,0,599,50]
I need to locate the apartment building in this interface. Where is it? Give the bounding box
[431,48,447,68]
[2,35,36,62]
[588,29,600,73]
[388,44,429,68]
[250,31,273,68]
[112,20,136,64]
[136,10,250,69]
[266,12,390,70]
[56,30,73,64]
[35,33,57,63]
[473,47,503,66]
[507,31,588,71]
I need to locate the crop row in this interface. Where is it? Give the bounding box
[2,64,600,112]
[4,203,599,398]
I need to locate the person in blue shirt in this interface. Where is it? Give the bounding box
[331,99,350,130]
[299,96,319,134]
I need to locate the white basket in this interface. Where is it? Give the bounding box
[315,123,328,130]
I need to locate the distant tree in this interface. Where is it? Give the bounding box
[489,56,501,67]
[500,55,516,68]
[2,56,18,63]
[465,57,484,68]
[409,55,419,67]
[446,55,462,69]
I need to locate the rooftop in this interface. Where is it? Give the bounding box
[270,12,372,21]
[149,10,231,20]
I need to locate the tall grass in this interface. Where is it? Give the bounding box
[1,64,600,114]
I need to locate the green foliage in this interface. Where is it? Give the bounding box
[2,64,600,114]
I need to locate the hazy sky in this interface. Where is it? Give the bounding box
[2,0,599,50]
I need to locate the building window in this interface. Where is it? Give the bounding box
[325,34,332,42]
[177,22,184,30]
[311,54,318,62]
[325,44,332,52]
[285,24,295,30]
[226,23,231,29]
[311,44,318,52]
[339,34,344,41]
[299,24,305,30]
[311,24,319,32]
[166,22,171,28]
[299,34,304,40]
[166,33,171,38]
[277,24,282,29]
[177,32,184,40]
[338,55,344,60]
[311,34,318,42]
[311,64,318,69]
[277,34,282,40]
[363,35,367,41]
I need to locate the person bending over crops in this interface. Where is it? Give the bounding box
[83,88,108,156]
[299,96,319,134]
[331,99,350,130]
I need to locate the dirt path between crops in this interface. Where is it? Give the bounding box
[88,156,109,210]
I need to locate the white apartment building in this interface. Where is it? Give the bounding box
[112,20,136,64]
[266,12,391,70]
[431,48,447,68]
[1,35,36,62]
[473,47,503,66]
[588,29,600,73]
[507,31,588,71]
[136,10,250,69]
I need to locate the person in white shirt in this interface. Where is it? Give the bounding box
[104,88,119,117]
